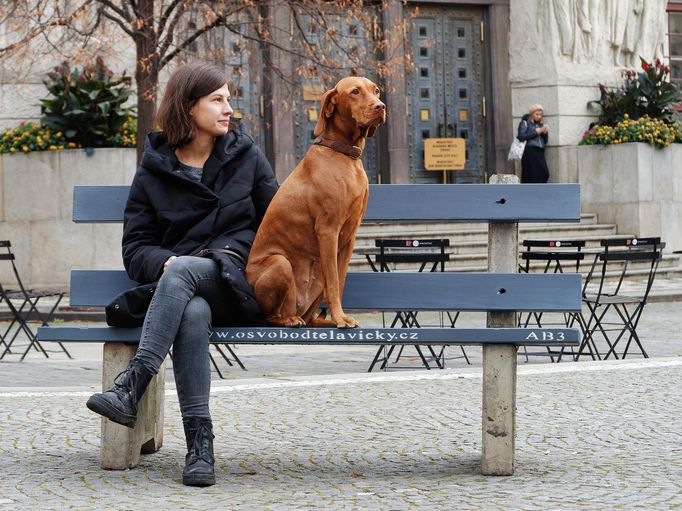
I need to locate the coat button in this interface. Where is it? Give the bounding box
[114,304,120,309]
[150,287,155,293]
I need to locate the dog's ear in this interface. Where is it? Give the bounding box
[313,87,338,137]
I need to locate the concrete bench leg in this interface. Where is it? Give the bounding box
[99,343,165,470]
[482,342,516,475]
[482,174,518,476]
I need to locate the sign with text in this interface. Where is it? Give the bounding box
[424,138,466,171]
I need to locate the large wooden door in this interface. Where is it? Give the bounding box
[291,12,381,183]
[407,6,488,183]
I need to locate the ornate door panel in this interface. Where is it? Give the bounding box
[292,13,379,183]
[407,6,487,183]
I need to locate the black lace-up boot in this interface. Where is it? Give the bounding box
[182,417,216,486]
[86,358,154,428]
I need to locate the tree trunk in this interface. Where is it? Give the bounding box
[133,0,160,163]
[135,63,159,163]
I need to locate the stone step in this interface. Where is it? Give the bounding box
[354,221,616,248]
[356,213,600,237]
[354,226,620,256]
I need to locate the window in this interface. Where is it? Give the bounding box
[668,1,682,109]
[668,3,682,84]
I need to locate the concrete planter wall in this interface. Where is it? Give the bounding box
[0,148,136,290]
[547,143,682,253]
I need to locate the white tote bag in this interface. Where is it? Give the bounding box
[507,138,526,161]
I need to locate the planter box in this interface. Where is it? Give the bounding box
[0,148,136,290]
[547,143,682,252]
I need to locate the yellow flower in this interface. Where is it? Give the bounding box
[49,145,57,150]
[67,142,77,148]
[9,147,16,153]
[21,145,29,152]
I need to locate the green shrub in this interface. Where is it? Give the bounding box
[40,57,136,148]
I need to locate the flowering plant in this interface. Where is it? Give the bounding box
[579,115,682,149]
[582,58,682,148]
[0,117,136,154]
[596,58,681,125]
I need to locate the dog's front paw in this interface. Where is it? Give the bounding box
[268,316,306,327]
[336,315,360,329]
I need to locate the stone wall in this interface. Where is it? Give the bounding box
[0,148,136,290]
[510,0,669,148]
[547,143,682,252]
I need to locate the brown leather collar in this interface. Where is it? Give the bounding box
[312,136,362,160]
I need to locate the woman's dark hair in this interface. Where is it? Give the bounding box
[155,63,228,147]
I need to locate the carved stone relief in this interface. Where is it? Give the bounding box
[538,0,667,67]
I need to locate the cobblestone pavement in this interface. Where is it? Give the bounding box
[1,300,682,509]
[1,360,681,510]
[1,301,682,389]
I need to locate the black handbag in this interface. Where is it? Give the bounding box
[105,282,157,327]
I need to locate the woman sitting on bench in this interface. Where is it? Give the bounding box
[86,63,278,486]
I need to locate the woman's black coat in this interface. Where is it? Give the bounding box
[105,124,278,327]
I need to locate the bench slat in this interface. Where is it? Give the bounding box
[73,186,130,223]
[73,184,581,223]
[70,270,582,312]
[37,326,579,346]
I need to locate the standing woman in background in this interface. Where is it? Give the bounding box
[86,63,278,486]
[518,104,550,183]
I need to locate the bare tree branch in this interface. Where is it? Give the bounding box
[157,0,187,38]
[101,9,135,37]
[0,0,96,56]
[159,14,226,67]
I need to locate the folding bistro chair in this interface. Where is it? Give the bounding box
[517,239,587,362]
[577,237,663,360]
[366,238,469,371]
[0,240,70,360]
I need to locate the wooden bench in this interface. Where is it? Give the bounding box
[38,175,581,476]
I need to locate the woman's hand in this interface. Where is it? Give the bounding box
[164,255,177,272]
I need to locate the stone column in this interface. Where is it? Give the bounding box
[267,1,298,182]
[382,0,410,183]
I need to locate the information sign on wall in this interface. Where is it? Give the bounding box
[424,138,466,170]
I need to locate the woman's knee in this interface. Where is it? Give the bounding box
[159,256,214,287]
[182,296,212,326]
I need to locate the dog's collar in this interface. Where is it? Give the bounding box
[312,136,362,160]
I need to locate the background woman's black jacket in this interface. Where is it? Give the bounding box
[106,124,278,327]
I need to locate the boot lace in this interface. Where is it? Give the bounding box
[189,422,215,464]
[112,367,138,402]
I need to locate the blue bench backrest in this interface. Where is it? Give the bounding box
[73,184,580,223]
[69,183,582,314]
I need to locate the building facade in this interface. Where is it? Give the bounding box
[0,0,676,184]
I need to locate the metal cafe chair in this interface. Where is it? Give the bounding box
[0,240,70,360]
[517,239,587,362]
[577,237,663,360]
[365,238,469,371]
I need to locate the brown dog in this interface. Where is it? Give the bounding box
[246,77,386,328]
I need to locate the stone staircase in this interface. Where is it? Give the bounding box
[351,213,682,290]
